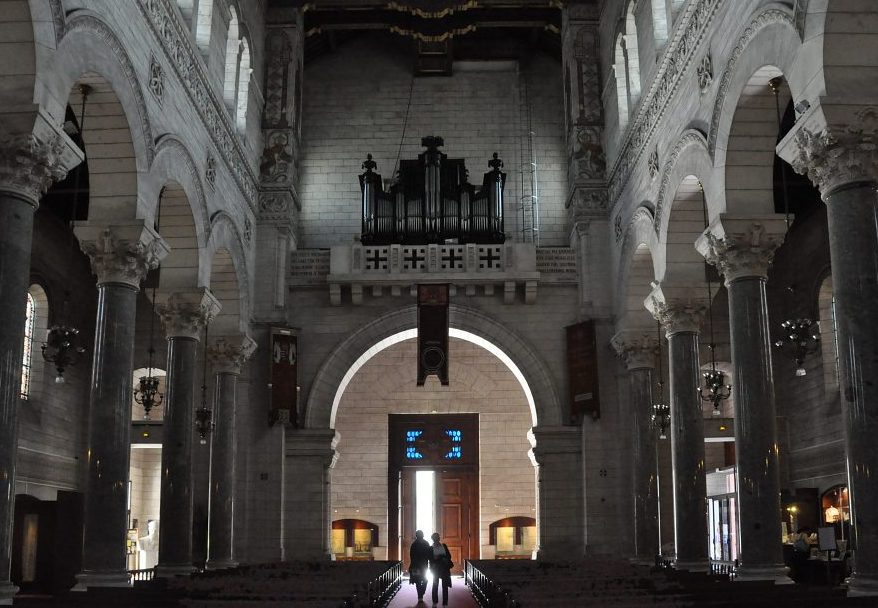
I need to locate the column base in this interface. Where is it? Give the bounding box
[72,571,132,590]
[735,564,791,584]
[847,573,878,596]
[205,559,238,571]
[0,581,18,605]
[154,564,197,578]
[674,559,709,572]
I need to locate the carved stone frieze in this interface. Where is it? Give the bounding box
[567,187,608,225]
[608,0,721,203]
[205,154,216,188]
[611,331,659,370]
[148,55,165,103]
[263,29,295,130]
[243,217,252,243]
[136,0,257,208]
[696,218,787,283]
[647,149,659,180]
[75,222,169,288]
[208,335,257,375]
[614,213,623,243]
[154,288,221,340]
[260,130,295,183]
[696,52,712,93]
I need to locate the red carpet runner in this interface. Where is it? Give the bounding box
[388,576,479,608]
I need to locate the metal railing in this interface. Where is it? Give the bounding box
[128,568,155,582]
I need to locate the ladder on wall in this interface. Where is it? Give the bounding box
[517,74,540,245]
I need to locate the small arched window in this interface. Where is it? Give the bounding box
[194,0,214,53]
[20,293,35,400]
[223,6,241,113]
[650,0,669,51]
[624,1,642,109]
[236,36,251,132]
[614,34,629,129]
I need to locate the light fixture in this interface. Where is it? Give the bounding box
[42,85,92,384]
[194,320,213,445]
[697,182,731,415]
[651,321,671,440]
[768,77,821,377]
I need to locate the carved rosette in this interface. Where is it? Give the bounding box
[700,223,784,283]
[0,132,76,204]
[155,289,221,340]
[207,335,257,375]
[76,223,169,288]
[611,332,659,370]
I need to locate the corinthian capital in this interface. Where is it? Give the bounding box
[154,289,221,340]
[696,215,787,283]
[0,110,84,204]
[75,221,169,288]
[208,335,257,375]
[645,284,708,336]
[777,104,878,197]
[611,330,658,370]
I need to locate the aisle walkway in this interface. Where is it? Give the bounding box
[388,576,479,608]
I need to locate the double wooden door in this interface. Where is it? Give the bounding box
[389,414,478,573]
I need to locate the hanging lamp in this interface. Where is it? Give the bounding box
[651,321,671,440]
[195,320,213,445]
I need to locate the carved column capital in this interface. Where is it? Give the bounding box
[777,104,878,197]
[645,284,707,336]
[696,215,787,283]
[154,288,221,340]
[208,335,257,375]
[611,331,659,370]
[75,221,169,288]
[0,111,83,205]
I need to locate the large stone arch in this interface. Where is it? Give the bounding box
[205,211,250,334]
[0,0,59,115]
[615,205,661,325]
[304,305,563,429]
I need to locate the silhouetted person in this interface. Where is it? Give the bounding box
[409,530,431,603]
[429,532,453,607]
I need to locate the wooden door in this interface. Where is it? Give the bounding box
[399,469,415,566]
[438,470,477,574]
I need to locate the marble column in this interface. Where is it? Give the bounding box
[697,215,789,581]
[73,223,168,589]
[205,335,255,570]
[612,331,661,563]
[153,289,220,576]
[778,106,878,595]
[646,286,709,571]
[0,121,81,604]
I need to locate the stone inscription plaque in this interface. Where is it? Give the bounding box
[536,247,577,283]
[290,250,330,285]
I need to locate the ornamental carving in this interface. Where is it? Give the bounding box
[568,188,608,224]
[0,132,74,203]
[614,213,623,243]
[205,154,216,188]
[787,108,878,196]
[697,52,713,92]
[647,149,659,180]
[647,296,708,336]
[259,193,288,214]
[608,0,721,203]
[243,217,252,243]
[701,223,785,283]
[263,29,294,129]
[148,55,164,103]
[78,227,168,287]
[260,130,294,183]
[611,333,659,370]
[155,290,221,339]
[571,126,606,181]
[207,335,257,375]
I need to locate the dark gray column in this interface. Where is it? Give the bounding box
[205,336,255,570]
[154,290,220,576]
[779,109,878,595]
[0,125,79,604]
[698,216,788,581]
[647,287,708,571]
[612,331,660,563]
[73,223,167,589]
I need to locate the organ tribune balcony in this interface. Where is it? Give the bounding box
[324,137,548,306]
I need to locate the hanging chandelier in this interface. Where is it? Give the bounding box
[774,318,820,376]
[696,182,731,415]
[651,321,671,440]
[195,321,213,445]
[134,348,164,419]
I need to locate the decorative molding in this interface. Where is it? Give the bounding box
[205,154,216,188]
[155,288,221,339]
[648,296,708,336]
[696,52,713,93]
[699,222,785,283]
[155,136,209,237]
[49,0,65,41]
[707,9,798,157]
[652,129,709,233]
[207,335,257,375]
[0,130,78,204]
[75,223,169,288]
[136,0,258,210]
[65,15,156,163]
[243,217,252,244]
[148,55,165,103]
[647,148,659,180]
[614,213,623,243]
[608,0,721,203]
[793,0,809,38]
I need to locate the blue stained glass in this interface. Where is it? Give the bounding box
[406,430,424,442]
[406,430,425,459]
[444,446,462,459]
[445,429,461,442]
[406,447,424,459]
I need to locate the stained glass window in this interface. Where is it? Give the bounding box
[20,293,35,400]
[406,430,424,459]
[444,429,462,459]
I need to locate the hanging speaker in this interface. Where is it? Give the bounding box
[417,284,449,386]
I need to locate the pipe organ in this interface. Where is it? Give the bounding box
[359,136,506,245]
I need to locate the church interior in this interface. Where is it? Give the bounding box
[0,0,877,606]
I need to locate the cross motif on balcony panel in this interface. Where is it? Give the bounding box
[366,247,388,270]
[403,247,426,271]
[478,246,502,269]
[440,246,464,270]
